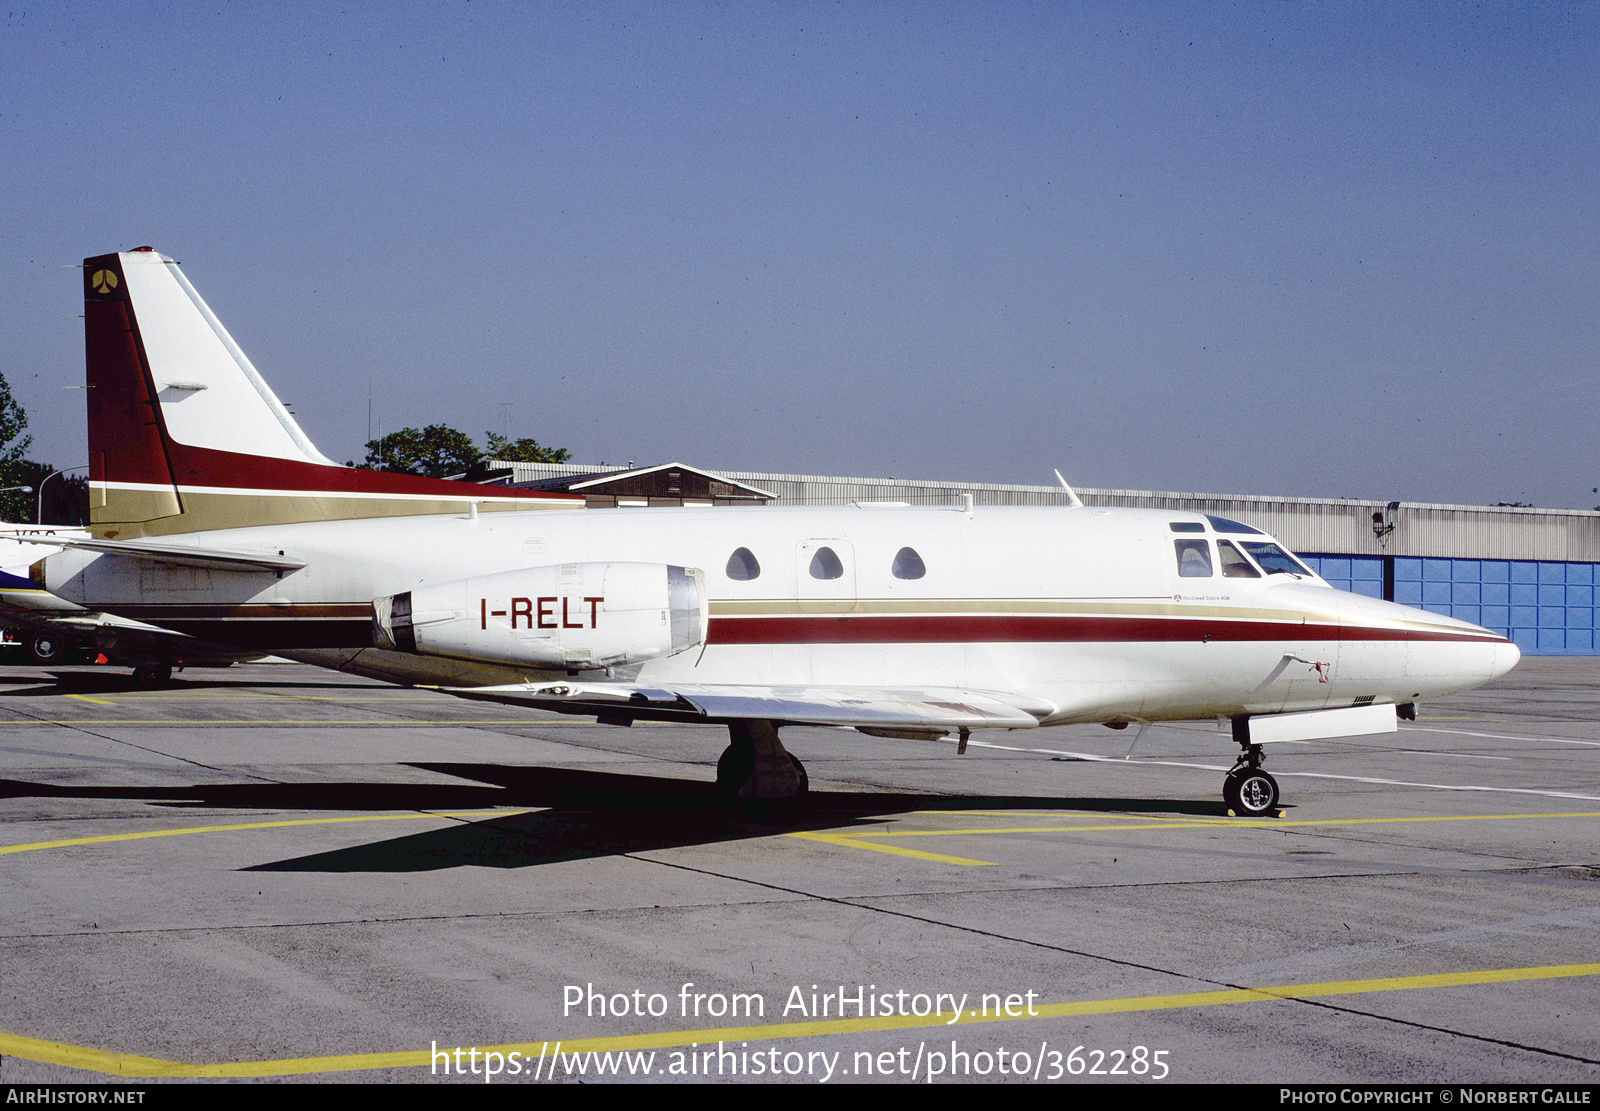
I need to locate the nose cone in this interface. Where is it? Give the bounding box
[1328,587,1520,699]
[1488,636,1521,682]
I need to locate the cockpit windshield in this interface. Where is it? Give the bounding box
[1216,539,1261,578]
[1240,541,1312,577]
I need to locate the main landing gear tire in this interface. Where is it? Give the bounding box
[1223,767,1279,816]
[716,721,808,809]
[717,747,809,802]
[716,742,756,800]
[132,664,174,689]
[782,753,809,797]
[24,632,66,666]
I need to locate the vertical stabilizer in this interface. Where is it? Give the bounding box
[81,248,578,538]
[84,251,183,527]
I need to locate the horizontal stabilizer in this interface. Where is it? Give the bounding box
[3,534,304,571]
[449,681,1054,729]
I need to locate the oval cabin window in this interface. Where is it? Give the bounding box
[891,547,926,580]
[809,546,844,580]
[726,547,761,581]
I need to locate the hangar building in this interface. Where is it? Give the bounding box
[480,461,1600,657]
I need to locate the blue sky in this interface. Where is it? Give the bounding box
[3,2,1596,507]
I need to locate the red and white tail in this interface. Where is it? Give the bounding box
[82,249,577,538]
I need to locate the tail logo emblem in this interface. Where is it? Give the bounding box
[90,270,118,294]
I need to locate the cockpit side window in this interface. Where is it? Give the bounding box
[1218,539,1262,578]
[1175,540,1213,577]
[1240,541,1312,577]
[725,547,761,581]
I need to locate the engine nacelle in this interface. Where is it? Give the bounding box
[372,562,706,671]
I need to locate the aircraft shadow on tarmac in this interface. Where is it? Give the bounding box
[0,762,1224,872]
[0,672,385,695]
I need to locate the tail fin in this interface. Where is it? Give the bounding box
[83,249,577,538]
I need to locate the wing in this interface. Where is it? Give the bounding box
[446,680,1055,731]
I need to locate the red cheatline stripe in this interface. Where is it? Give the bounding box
[162,444,577,499]
[707,614,1503,646]
[101,608,1507,647]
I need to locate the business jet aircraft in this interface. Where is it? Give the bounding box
[12,249,1520,816]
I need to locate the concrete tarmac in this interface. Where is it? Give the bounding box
[0,657,1597,1084]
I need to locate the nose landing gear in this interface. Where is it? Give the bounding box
[1224,716,1282,816]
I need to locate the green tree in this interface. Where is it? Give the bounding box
[362,425,482,478]
[0,370,34,523]
[483,432,570,464]
[12,462,89,526]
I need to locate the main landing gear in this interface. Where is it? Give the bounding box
[131,664,174,689]
[1224,716,1281,817]
[716,720,808,805]
[24,631,69,665]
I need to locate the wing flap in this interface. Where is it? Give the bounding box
[448,681,1053,729]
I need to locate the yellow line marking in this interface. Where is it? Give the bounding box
[787,831,997,866]
[3,961,1597,1078]
[54,695,456,702]
[937,810,1193,821]
[5,806,1594,864]
[842,810,1600,837]
[789,811,1600,865]
[0,809,536,855]
[0,719,581,726]
[63,693,116,706]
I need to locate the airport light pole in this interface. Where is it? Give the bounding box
[0,484,34,525]
[35,465,86,525]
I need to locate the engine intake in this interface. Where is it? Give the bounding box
[372,562,706,671]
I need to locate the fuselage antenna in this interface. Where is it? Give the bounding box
[1054,469,1084,508]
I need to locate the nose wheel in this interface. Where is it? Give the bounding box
[1223,765,1280,815]
[1224,725,1282,816]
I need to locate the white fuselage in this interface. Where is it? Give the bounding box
[42,503,1518,725]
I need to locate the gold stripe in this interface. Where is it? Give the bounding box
[91,485,182,529]
[94,489,579,539]
[708,597,1472,636]
[710,597,1315,620]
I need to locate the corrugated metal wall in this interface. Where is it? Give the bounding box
[497,461,1600,653]
[1300,555,1600,656]
[500,461,1600,562]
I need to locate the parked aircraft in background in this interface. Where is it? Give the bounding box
[0,526,95,663]
[3,249,1520,815]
